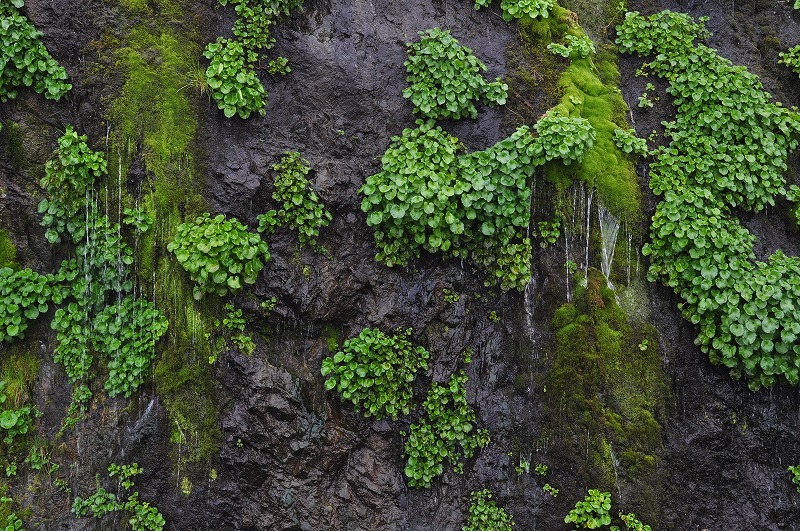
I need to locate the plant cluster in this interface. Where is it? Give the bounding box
[167,213,271,299]
[93,296,169,398]
[779,45,800,76]
[0,382,33,446]
[38,126,107,244]
[612,129,648,156]
[0,268,52,342]
[462,489,514,531]
[547,34,596,59]
[123,207,154,234]
[535,219,560,247]
[210,303,254,357]
[72,463,165,531]
[404,370,490,487]
[257,151,331,249]
[790,465,800,493]
[321,328,429,419]
[473,0,553,21]
[204,0,302,118]
[361,116,594,290]
[617,11,800,389]
[402,28,508,120]
[564,489,611,529]
[0,1,71,105]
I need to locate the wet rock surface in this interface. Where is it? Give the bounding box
[1,0,800,529]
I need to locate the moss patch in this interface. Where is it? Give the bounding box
[0,230,17,269]
[545,268,667,523]
[101,0,221,465]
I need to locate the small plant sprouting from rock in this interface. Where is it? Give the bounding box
[257,151,332,250]
[321,328,429,419]
[564,489,611,529]
[548,34,596,59]
[779,45,800,77]
[72,463,165,531]
[474,0,553,21]
[790,465,800,493]
[462,489,514,531]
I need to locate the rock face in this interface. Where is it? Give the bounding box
[0,0,799,529]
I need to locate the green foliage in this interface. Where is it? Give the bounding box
[361,116,593,290]
[618,11,800,389]
[0,268,52,342]
[0,382,32,445]
[321,328,429,419]
[95,296,169,398]
[204,0,303,118]
[779,45,800,76]
[613,513,652,531]
[402,28,508,120]
[462,489,514,531]
[795,0,800,9]
[167,213,270,299]
[548,34,596,59]
[404,371,490,488]
[564,490,612,529]
[534,463,548,476]
[0,231,15,269]
[0,1,71,103]
[37,126,107,244]
[543,483,559,497]
[257,151,332,249]
[73,463,165,531]
[123,207,154,234]
[211,303,254,356]
[612,129,648,156]
[491,0,553,21]
[443,288,460,304]
[534,219,560,247]
[790,465,800,493]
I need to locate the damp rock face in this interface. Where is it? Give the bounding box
[1,0,799,529]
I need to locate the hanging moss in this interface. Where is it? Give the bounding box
[0,230,16,269]
[545,268,668,523]
[101,0,221,465]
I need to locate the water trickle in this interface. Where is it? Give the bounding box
[598,202,620,287]
[524,275,538,346]
[584,187,594,278]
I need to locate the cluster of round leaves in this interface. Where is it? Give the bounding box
[404,370,490,488]
[361,115,594,290]
[0,1,71,104]
[402,28,508,120]
[462,489,514,531]
[779,45,800,77]
[473,0,552,21]
[547,34,596,60]
[257,151,332,250]
[94,296,168,398]
[73,463,165,531]
[612,128,648,156]
[0,381,33,446]
[564,490,611,529]
[617,11,800,389]
[0,268,52,342]
[38,126,107,244]
[204,0,302,118]
[167,213,270,300]
[321,328,429,419]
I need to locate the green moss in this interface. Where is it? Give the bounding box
[0,345,40,409]
[102,0,220,465]
[545,269,667,522]
[3,122,25,170]
[0,230,16,269]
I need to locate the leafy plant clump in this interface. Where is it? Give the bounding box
[404,370,490,488]
[790,465,800,493]
[257,151,332,249]
[167,213,271,300]
[321,328,429,419]
[779,45,800,77]
[72,463,165,531]
[361,116,594,290]
[0,382,33,446]
[564,489,611,529]
[547,34,596,59]
[0,1,71,105]
[0,268,53,342]
[402,28,507,120]
[204,0,303,118]
[462,489,514,531]
[474,0,553,21]
[612,129,648,156]
[617,11,800,389]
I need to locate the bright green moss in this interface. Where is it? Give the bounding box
[103,0,221,464]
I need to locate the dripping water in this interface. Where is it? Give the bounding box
[598,201,620,288]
